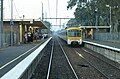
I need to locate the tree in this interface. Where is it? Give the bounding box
[66,18,78,27]
[43,21,51,29]
[67,0,120,32]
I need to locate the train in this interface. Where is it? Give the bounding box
[57,27,83,45]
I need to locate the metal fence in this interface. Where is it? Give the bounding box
[94,33,120,41]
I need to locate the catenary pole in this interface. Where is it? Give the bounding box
[0,0,3,47]
[42,2,44,21]
[56,0,58,25]
[10,0,13,46]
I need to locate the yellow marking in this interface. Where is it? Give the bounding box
[68,37,81,40]
[66,27,82,30]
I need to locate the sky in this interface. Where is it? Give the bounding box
[3,0,76,31]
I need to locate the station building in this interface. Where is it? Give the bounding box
[3,19,49,46]
[80,26,110,39]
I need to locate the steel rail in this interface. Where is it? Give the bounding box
[82,48,120,71]
[57,39,79,79]
[0,40,45,70]
[74,48,110,79]
[46,40,54,79]
[1,37,52,79]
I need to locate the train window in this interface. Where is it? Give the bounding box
[68,30,81,37]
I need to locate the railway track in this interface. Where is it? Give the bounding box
[58,37,120,79]
[74,48,120,79]
[47,37,79,79]
[58,39,107,79]
[31,36,120,79]
[31,37,79,79]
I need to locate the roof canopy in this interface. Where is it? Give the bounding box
[4,19,48,29]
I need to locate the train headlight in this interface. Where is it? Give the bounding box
[67,39,71,45]
[79,39,82,44]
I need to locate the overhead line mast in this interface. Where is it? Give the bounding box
[10,0,14,46]
[56,0,58,25]
[0,0,3,47]
[48,0,51,18]
[42,2,44,21]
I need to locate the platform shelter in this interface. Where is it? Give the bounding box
[3,19,48,46]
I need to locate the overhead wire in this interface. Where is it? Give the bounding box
[6,0,21,19]
[13,1,21,19]
[5,0,11,19]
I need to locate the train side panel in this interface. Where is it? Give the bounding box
[57,29,67,41]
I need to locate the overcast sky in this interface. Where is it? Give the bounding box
[3,0,76,30]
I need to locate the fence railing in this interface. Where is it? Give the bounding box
[94,33,120,41]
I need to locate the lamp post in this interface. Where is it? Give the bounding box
[106,5,112,33]
[95,8,99,31]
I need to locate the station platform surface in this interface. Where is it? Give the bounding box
[0,40,43,59]
[84,39,120,49]
[0,39,46,77]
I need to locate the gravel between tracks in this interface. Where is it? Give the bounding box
[31,37,77,79]
[31,37,120,79]
[76,47,120,79]
[59,37,109,79]
[30,40,52,79]
[61,45,106,79]
[60,37,120,79]
[49,37,77,79]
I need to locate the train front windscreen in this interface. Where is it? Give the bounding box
[67,30,81,37]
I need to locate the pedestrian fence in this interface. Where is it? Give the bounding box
[83,41,120,65]
[94,33,120,41]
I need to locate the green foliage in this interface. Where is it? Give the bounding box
[67,0,77,9]
[43,21,51,28]
[66,18,79,27]
[67,0,120,32]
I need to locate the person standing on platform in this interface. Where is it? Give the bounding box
[34,31,38,41]
[30,32,33,42]
[24,32,28,43]
[27,31,32,43]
